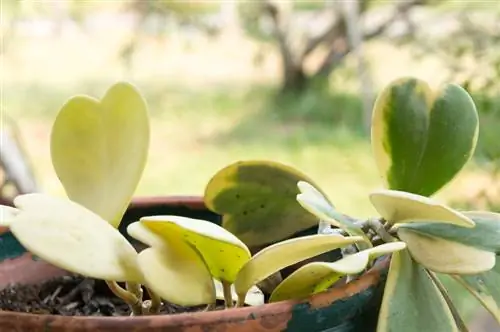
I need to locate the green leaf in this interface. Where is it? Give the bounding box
[204,160,325,247]
[137,244,216,306]
[397,228,495,274]
[0,205,18,227]
[453,255,500,324]
[269,241,406,302]
[140,216,251,283]
[50,82,150,228]
[369,190,474,227]
[371,77,478,197]
[296,181,371,248]
[10,194,142,282]
[397,211,500,253]
[377,249,459,332]
[234,234,363,303]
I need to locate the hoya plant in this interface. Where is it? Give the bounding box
[204,78,500,331]
[0,78,498,332]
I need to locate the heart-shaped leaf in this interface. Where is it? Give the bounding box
[0,205,18,227]
[377,249,459,332]
[51,82,150,228]
[140,216,251,283]
[137,245,215,306]
[10,194,142,282]
[233,234,363,304]
[204,160,324,247]
[214,279,264,306]
[371,78,478,197]
[369,190,474,227]
[396,211,500,253]
[397,228,495,274]
[453,255,500,324]
[269,241,406,302]
[297,181,371,248]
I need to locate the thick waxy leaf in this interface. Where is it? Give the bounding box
[371,77,478,197]
[377,249,459,332]
[214,279,264,306]
[397,211,500,253]
[0,205,18,227]
[137,245,215,306]
[296,181,371,247]
[10,194,142,282]
[370,190,474,227]
[269,242,406,302]
[204,160,325,247]
[453,255,500,324]
[234,234,363,300]
[141,216,251,283]
[127,221,165,248]
[398,228,495,274]
[50,82,150,228]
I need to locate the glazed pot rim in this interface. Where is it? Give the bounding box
[0,195,391,326]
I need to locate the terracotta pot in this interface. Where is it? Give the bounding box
[0,196,389,332]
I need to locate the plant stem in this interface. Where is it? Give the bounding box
[366,218,398,243]
[106,281,142,316]
[426,270,470,332]
[126,282,143,302]
[203,303,216,311]
[145,286,162,314]
[221,280,234,308]
[236,295,245,308]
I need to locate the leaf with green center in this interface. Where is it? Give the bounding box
[50,82,150,228]
[397,228,495,274]
[371,77,478,197]
[233,234,363,301]
[0,205,18,227]
[296,181,371,248]
[10,194,142,282]
[137,244,215,306]
[377,249,459,332]
[396,211,500,253]
[204,160,325,247]
[140,216,251,283]
[369,190,474,227]
[214,279,264,306]
[269,241,406,302]
[452,255,500,324]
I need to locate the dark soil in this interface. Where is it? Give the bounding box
[0,275,219,316]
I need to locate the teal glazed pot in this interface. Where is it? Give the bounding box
[0,196,389,332]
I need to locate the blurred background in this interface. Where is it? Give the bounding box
[1,0,499,330]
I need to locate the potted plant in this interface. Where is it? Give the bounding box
[0,78,498,332]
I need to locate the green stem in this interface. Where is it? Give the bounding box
[366,218,397,243]
[236,295,245,308]
[145,287,162,314]
[222,280,234,308]
[106,281,142,316]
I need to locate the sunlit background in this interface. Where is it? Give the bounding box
[2,0,500,329]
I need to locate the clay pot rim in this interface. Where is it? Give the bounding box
[0,195,391,326]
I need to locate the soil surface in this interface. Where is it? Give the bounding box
[0,275,216,316]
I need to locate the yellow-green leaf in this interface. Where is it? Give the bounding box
[269,242,406,302]
[397,211,500,253]
[296,181,371,248]
[371,77,478,197]
[397,228,495,274]
[453,255,500,324]
[50,82,150,228]
[377,249,459,332]
[137,244,215,306]
[369,190,474,227]
[141,216,251,283]
[204,160,325,247]
[214,279,264,306]
[234,234,363,300]
[10,194,142,282]
[0,205,18,227]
